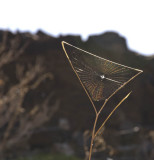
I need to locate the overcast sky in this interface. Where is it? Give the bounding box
[0,0,154,56]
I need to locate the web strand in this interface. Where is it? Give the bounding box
[62,41,142,102]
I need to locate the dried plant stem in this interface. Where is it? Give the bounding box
[95,91,131,138]
[61,41,143,160]
[88,114,98,160]
[88,91,131,160]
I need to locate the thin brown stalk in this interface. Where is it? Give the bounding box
[95,91,132,138]
[62,42,97,114]
[61,41,143,160]
[88,114,98,160]
[88,92,131,160]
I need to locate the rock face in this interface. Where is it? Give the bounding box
[0,30,153,159]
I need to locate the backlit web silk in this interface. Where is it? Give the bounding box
[62,42,142,101]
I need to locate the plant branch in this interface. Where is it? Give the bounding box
[94,91,132,138]
[88,114,98,160]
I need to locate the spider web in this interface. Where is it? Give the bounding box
[62,41,142,102]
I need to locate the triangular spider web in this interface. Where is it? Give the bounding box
[62,41,142,110]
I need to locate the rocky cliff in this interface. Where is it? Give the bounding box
[0,30,153,160]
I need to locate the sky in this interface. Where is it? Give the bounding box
[0,0,154,56]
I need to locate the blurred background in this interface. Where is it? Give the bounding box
[0,0,153,160]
